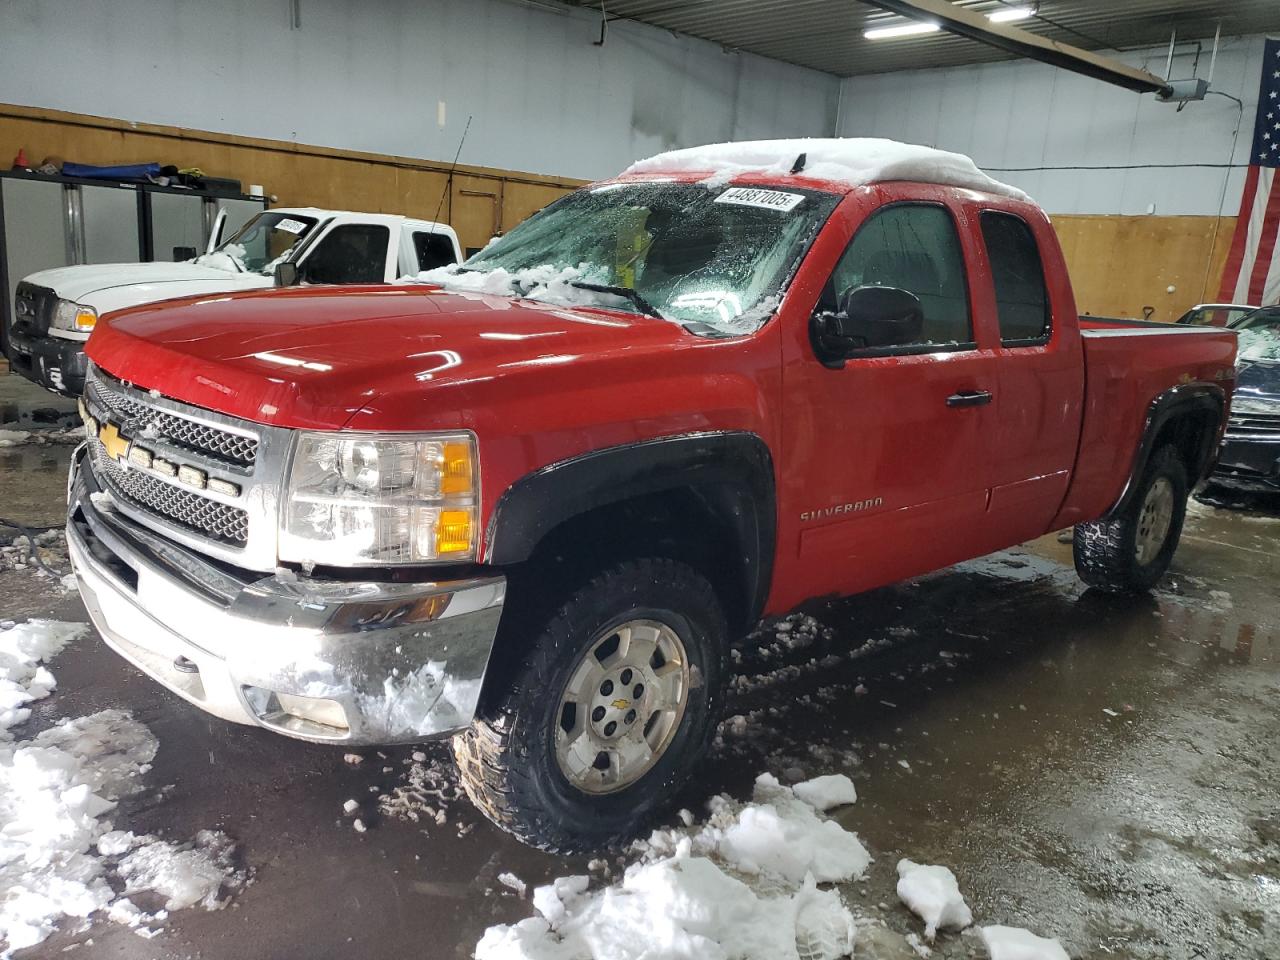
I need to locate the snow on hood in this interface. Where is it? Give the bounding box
[625,137,1031,202]
[414,263,631,313]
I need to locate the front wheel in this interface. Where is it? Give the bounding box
[453,557,727,853]
[1073,444,1188,593]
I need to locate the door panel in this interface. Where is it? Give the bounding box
[971,208,1085,546]
[778,193,999,603]
[790,351,996,595]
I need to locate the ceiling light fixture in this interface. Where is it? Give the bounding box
[864,21,940,39]
[864,5,1036,40]
[987,6,1035,23]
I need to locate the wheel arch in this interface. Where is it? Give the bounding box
[483,431,776,634]
[1107,383,1226,518]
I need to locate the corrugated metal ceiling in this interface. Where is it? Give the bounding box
[556,1,1280,77]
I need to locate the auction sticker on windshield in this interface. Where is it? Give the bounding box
[714,187,804,212]
[275,218,308,234]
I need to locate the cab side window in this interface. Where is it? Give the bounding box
[414,231,458,271]
[301,224,390,284]
[980,211,1050,344]
[826,203,972,348]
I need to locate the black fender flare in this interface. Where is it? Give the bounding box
[1109,383,1227,516]
[484,431,776,627]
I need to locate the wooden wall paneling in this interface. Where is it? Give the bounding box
[1,103,584,255]
[1050,214,1238,322]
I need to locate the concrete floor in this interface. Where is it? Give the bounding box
[2,371,1277,960]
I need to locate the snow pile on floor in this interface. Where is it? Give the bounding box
[624,138,1030,202]
[979,924,1071,960]
[0,620,85,736]
[476,772,867,960]
[0,426,80,448]
[1,709,158,952]
[895,859,972,939]
[792,774,857,812]
[378,747,468,833]
[0,621,246,956]
[952,550,1068,584]
[113,830,243,911]
[718,775,869,884]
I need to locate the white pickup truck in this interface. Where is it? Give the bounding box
[6,208,462,396]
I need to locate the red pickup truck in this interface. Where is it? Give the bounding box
[66,140,1237,852]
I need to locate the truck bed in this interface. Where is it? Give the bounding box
[1054,318,1238,527]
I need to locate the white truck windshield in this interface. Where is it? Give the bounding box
[200,212,319,275]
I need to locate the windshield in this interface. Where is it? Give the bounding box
[1178,306,1253,327]
[1232,308,1280,362]
[423,181,839,334]
[198,212,319,275]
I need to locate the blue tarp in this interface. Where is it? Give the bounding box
[61,162,162,182]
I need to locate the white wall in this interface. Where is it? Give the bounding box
[0,0,839,181]
[837,34,1266,216]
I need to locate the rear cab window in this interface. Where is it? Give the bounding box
[413,231,458,271]
[979,211,1050,345]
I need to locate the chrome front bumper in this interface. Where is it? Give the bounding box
[67,447,506,744]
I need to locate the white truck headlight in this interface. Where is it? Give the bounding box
[51,299,97,333]
[280,432,478,566]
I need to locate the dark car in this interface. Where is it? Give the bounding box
[1212,306,1280,491]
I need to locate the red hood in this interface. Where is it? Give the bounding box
[87,285,690,429]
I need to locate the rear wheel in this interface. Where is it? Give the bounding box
[453,557,726,853]
[1073,445,1188,593]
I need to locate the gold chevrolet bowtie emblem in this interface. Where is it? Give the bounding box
[99,422,130,463]
[611,698,630,710]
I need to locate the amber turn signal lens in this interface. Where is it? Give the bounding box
[435,509,474,555]
[440,441,474,495]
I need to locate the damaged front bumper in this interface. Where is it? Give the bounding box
[66,446,506,745]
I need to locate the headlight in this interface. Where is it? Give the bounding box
[280,432,478,566]
[52,299,97,333]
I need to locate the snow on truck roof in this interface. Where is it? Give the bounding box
[624,138,1030,202]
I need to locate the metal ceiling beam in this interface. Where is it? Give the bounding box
[859,0,1174,95]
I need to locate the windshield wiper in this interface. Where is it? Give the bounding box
[569,282,665,320]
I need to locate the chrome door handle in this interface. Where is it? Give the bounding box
[946,390,992,408]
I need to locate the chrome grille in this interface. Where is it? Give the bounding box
[87,370,259,467]
[1227,410,1280,437]
[90,441,249,545]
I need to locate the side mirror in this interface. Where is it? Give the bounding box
[274,261,300,288]
[172,245,197,261]
[811,285,924,368]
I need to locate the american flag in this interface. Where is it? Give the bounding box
[1219,36,1280,307]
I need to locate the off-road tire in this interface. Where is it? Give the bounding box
[452,557,727,853]
[1073,445,1188,593]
